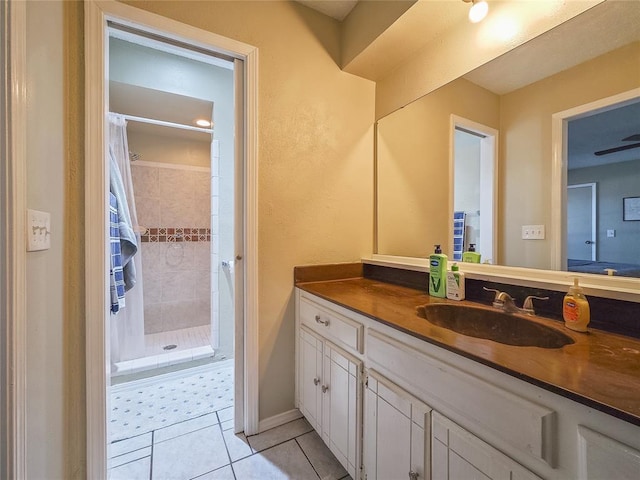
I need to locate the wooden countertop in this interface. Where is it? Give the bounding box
[296,276,640,426]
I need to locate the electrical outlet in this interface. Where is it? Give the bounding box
[27,209,51,251]
[522,224,545,240]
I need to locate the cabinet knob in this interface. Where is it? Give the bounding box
[313,377,320,386]
[315,315,329,326]
[321,385,329,393]
[408,471,419,480]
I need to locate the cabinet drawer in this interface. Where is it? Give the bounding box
[300,296,363,353]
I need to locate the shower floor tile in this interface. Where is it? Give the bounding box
[145,324,211,357]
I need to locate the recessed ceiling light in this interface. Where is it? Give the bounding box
[465,0,489,23]
[195,119,211,128]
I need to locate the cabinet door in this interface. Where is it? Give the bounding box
[299,327,323,432]
[323,342,362,479]
[432,412,541,480]
[364,370,430,480]
[578,425,640,480]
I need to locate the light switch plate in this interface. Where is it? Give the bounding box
[27,209,51,251]
[607,229,615,238]
[522,224,545,240]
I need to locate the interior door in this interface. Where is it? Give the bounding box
[567,184,596,261]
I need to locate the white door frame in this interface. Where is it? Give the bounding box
[449,115,498,264]
[551,87,640,270]
[567,183,597,261]
[85,1,259,477]
[1,0,27,477]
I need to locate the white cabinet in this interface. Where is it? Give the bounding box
[432,412,541,480]
[298,326,362,479]
[577,425,640,480]
[296,288,640,480]
[299,327,323,431]
[363,370,431,480]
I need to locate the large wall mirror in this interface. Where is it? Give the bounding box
[375,1,640,284]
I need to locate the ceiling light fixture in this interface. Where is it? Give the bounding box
[464,0,489,23]
[195,119,212,128]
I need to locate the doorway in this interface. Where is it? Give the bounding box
[567,183,596,262]
[551,87,640,270]
[85,2,259,477]
[450,115,498,264]
[106,27,240,468]
[107,28,235,376]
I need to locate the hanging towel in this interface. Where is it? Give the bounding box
[110,193,126,314]
[109,147,138,291]
[452,211,466,262]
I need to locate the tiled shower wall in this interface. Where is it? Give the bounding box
[131,163,211,334]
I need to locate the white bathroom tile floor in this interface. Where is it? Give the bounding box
[109,362,351,480]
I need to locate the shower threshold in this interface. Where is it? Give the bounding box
[112,344,215,377]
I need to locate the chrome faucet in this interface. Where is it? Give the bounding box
[483,287,548,315]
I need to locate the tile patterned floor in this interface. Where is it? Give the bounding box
[109,364,351,480]
[110,361,233,442]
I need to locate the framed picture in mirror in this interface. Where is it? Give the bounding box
[623,197,640,221]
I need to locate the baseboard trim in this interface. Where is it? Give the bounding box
[257,409,303,434]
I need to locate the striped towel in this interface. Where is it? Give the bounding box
[110,192,126,314]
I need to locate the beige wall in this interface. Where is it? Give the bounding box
[377,77,499,257]
[500,41,640,268]
[25,1,85,478]
[24,1,373,476]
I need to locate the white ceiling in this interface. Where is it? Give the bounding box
[568,101,640,171]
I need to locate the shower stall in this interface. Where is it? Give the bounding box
[107,32,236,376]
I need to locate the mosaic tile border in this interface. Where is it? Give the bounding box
[141,227,211,243]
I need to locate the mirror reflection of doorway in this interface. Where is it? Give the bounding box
[567,183,596,261]
[555,90,640,276]
[451,116,498,264]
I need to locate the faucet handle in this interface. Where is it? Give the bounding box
[483,287,508,308]
[483,287,501,300]
[522,295,549,314]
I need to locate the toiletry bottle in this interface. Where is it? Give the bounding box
[446,263,465,301]
[462,243,481,263]
[429,245,448,298]
[563,277,590,332]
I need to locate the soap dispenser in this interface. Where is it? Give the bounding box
[462,243,481,263]
[446,263,465,301]
[429,245,447,298]
[563,277,590,332]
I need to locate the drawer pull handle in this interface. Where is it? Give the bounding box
[321,385,329,393]
[409,471,419,480]
[313,377,320,386]
[315,315,329,326]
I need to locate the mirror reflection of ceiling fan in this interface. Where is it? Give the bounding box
[595,133,640,156]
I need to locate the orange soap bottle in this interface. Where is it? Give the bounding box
[563,278,590,332]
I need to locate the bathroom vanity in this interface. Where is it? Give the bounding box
[294,263,640,480]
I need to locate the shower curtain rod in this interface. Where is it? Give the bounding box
[110,112,214,135]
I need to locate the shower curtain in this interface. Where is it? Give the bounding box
[109,113,146,363]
